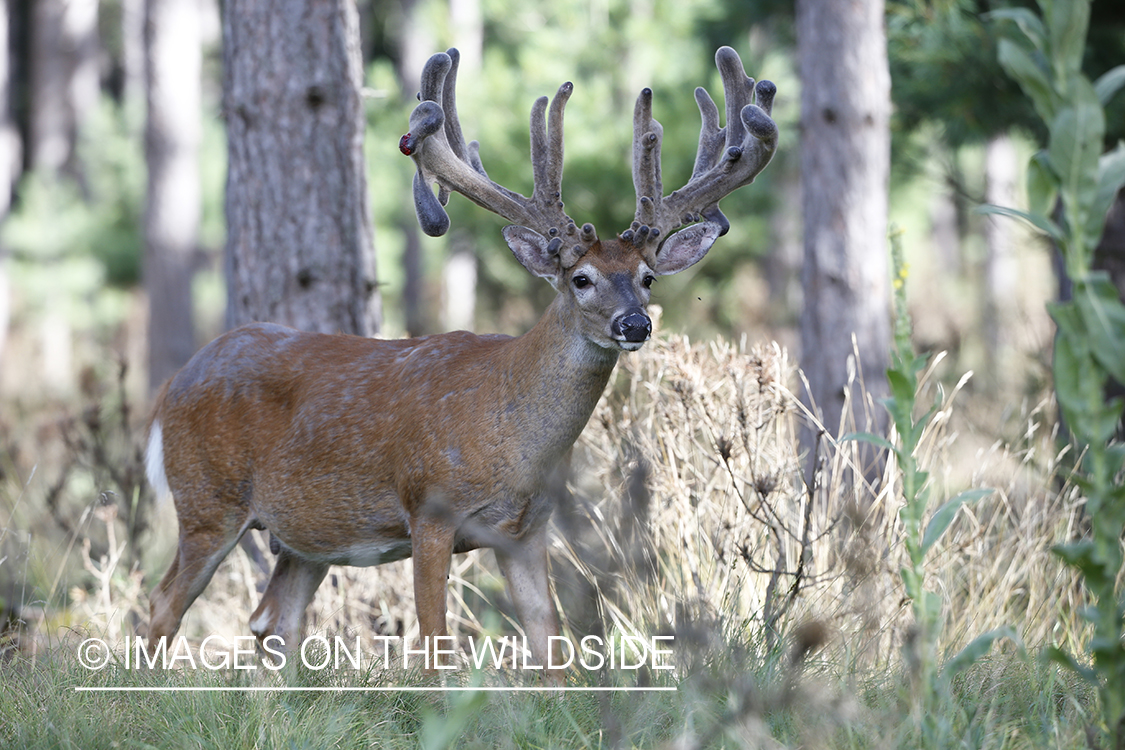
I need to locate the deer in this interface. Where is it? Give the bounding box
[145,46,777,679]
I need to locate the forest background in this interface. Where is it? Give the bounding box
[2,0,1125,747]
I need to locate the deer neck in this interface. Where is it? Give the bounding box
[499,294,620,464]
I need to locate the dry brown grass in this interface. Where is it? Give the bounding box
[553,332,1086,671]
[2,330,1089,682]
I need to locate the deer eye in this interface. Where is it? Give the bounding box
[642,275,655,289]
[572,275,591,289]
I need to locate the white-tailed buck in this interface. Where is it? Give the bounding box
[146,46,777,675]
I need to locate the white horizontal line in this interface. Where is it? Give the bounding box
[75,685,677,693]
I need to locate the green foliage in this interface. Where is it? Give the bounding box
[4,100,145,291]
[2,94,227,346]
[986,0,1125,745]
[888,0,1039,147]
[887,0,1125,150]
[847,227,1005,740]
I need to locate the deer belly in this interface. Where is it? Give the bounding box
[252,487,412,566]
[331,539,414,567]
[271,534,414,568]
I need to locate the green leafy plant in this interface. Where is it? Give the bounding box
[986,0,1125,745]
[847,228,1007,743]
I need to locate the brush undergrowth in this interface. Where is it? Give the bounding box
[0,317,1099,748]
[0,194,1108,748]
[985,1,1125,745]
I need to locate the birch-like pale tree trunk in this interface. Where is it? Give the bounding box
[144,0,201,391]
[983,132,1019,381]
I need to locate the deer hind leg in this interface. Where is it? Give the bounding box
[248,548,328,653]
[148,514,251,647]
[495,528,563,682]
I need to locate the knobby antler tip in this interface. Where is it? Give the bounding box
[742,105,778,143]
[754,80,777,116]
[623,46,778,249]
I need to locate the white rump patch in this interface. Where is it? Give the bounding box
[146,420,172,504]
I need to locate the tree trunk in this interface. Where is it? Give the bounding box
[122,0,146,108]
[222,0,380,335]
[0,0,16,365]
[983,133,1019,382]
[443,240,477,332]
[764,167,801,329]
[441,0,482,334]
[393,0,433,336]
[25,0,99,390]
[144,0,201,392]
[30,0,99,180]
[796,0,892,440]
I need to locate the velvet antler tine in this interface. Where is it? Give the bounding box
[418,52,450,105]
[691,86,723,181]
[542,84,572,212]
[441,49,470,163]
[401,49,592,256]
[715,46,753,154]
[631,88,664,237]
[627,46,779,252]
[755,79,776,117]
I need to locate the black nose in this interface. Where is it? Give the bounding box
[613,312,652,343]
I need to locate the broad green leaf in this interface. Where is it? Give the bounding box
[1047,0,1090,83]
[1108,444,1125,476]
[944,626,1024,678]
[1089,634,1125,663]
[1054,539,1114,590]
[839,431,897,454]
[1092,144,1125,245]
[919,590,943,624]
[886,369,917,433]
[1049,86,1106,256]
[1043,645,1100,685]
[1048,300,1085,341]
[1050,320,1109,438]
[1083,398,1125,452]
[977,204,1064,241]
[1026,150,1059,217]
[1073,274,1125,385]
[949,487,995,505]
[420,685,489,750]
[997,38,1057,123]
[987,8,1047,51]
[1094,65,1125,106]
[921,488,993,556]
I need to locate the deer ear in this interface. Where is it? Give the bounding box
[503,226,562,283]
[652,222,723,276]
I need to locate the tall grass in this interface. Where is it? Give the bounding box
[0,327,1101,747]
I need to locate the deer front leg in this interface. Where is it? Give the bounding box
[410,512,457,673]
[495,528,563,684]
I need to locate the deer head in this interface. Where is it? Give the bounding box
[399,46,778,350]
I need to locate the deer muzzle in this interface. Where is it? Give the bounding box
[613,310,652,344]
